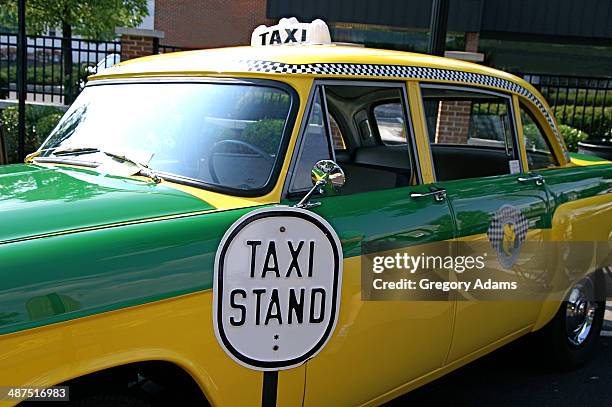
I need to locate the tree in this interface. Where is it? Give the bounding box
[0,0,148,101]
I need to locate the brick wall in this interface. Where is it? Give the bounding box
[116,28,165,61]
[465,32,480,52]
[154,0,271,49]
[435,101,472,144]
[120,34,156,60]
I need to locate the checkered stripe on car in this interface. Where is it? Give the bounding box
[241,60,568,160]
[487,205,529,252]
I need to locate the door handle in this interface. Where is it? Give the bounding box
[517,174,545,186]
[410,188,447,202]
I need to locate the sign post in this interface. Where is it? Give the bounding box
[17,0,27,162]
[213,207,343,405]
[428,0,450,56]
[261,371,278,407]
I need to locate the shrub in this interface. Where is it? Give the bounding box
[0,64,90,86]
[240,119,285,155]
[552,105,612,138]
[558,124,589,152]
[523,123,548,150]
[0,105,63,164]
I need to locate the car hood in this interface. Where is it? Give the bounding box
[0,164,216,243]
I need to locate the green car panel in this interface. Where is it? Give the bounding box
[1,161,610,337]
[0,164,215,244]
[1,179,456,336]
[0,203,254,335]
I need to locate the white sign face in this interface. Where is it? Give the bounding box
[509,159,521,174]
[213,207,343,371]
[250,17,332,47]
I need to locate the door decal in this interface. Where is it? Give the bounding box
[487,205,529,268]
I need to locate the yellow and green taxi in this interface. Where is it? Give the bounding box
[1,19,611,407]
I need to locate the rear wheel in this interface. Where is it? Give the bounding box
[543,270,605,369]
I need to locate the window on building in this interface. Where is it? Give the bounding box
[421,86,519,181]
[520,106,558,170]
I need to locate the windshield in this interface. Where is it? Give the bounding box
[38,81,295,194]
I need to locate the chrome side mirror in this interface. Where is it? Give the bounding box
[295,160,345,209]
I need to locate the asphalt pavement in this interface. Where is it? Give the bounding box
[388,294,612,406]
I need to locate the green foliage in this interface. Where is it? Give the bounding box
[522,123,548,151]
[0,2,16,32]
[0,105,63,163]
[546,88,610,108]
[524,121,588,152]
[552,105,612,138]
[0,64,88,87]
[0,0,148,40]
[558,124,589,152]
[240,119,285,155]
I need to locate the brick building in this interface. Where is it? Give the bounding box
[154,0,270,49]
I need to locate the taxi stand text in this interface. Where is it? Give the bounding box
[227,239,327,327]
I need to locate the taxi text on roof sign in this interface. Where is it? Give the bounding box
[251,17,332,47]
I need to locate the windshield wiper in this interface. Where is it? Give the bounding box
[39,146,162,184]
[54,147,100,156]
[103,150,162,184]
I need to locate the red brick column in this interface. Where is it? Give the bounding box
[465,32,480,52]
[435,101,472,144]
[116,27,165,61]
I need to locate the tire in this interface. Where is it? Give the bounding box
[542,270,606,369]
[71,394,152,407]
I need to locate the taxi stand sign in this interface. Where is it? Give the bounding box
[213,207,342,370]
[251,17,332,46]
[212,207,343,405]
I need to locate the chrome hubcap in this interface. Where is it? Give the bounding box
[565,278,598,346]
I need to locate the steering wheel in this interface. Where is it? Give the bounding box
[207,139,274,184]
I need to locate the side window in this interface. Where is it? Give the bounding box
[289,83,417,197]
[520,106,558,170]
[322,84,415,195]
[421,86,519,182]
[373,102,407,145]
[289,88,332,192]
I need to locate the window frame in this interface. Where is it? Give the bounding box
[283,84,335,197]
[283,79,421,198]
[419,83,523,182]
[518,102,560,170]
[48,76,300,198]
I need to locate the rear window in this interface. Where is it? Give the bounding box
[373,102,408,145]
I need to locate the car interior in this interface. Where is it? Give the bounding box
[421,87,518,181]
[323,85,414,195]
[315,84,520,195]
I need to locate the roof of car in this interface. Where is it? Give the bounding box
[88,44,569,163]
[91,44,527,88]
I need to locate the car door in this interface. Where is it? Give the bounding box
[283,81,455,406]
[418,84,553,361]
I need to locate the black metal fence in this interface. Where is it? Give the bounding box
[521,73,612,139]
[157,43,185,54]
[0,32,121,104]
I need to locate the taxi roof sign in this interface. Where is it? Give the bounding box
[251,17,331,47]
